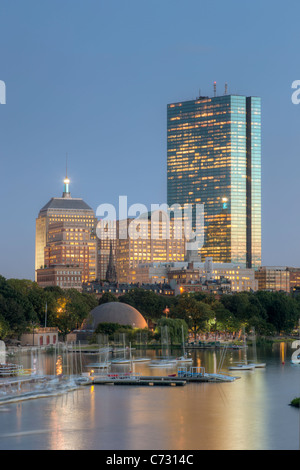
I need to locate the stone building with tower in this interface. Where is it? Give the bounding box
[35,173,97,289]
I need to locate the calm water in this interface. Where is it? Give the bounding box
[0,342,299,450]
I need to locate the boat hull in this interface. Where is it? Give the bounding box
[228,365,255,370]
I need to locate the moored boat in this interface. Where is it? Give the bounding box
[228,363,255,370]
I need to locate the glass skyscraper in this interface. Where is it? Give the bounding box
[167,93,261,269]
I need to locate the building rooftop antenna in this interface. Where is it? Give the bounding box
[225,82,228,95]
[214,81,217,97]
[63,152,70,198]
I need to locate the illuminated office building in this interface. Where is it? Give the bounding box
[167,90,261,268]
[35,174,97,285]
[118,212,186,283]
[96,212,186,284]
[255,266,290,292]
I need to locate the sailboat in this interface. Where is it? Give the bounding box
[176,326,193,363]
[150,326,177,367]
[86,336,111,369]
[111,335,132,364]
[132,332,151,362]
[228,327,255,370]
[132,356,151,363]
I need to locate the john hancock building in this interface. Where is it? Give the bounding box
[167,89,261,269]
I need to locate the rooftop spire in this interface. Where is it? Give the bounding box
[63,153,71,198]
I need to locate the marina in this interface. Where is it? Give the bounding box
[0,342,299,450]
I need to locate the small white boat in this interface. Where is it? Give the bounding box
[111,358,132,364]
[252,363,266,368]
[132,357,151,363]
[228,363,255,370]
[149,360,177,367]
[176,355,193,363]
[87,362,111,369]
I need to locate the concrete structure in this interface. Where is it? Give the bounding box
[125,258,257,292]
[96,211,186,284]
[255,266,290,292]
[287,267,300,291]
[20,327,58,346]
[255,266,296,292]
[87,302,148,330]
[173,279,231,297]
[83,281,174,297]
[117,213,186,283]
[35,173,97,286]
[36,264,83,290]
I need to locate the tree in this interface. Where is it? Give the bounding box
[118,288,168,321]
[256,291,300,334]
[157,317,188,345]
[94,322,131,336]
[98,292,118,305]
[0,314,10,339]
[174,294,214,340]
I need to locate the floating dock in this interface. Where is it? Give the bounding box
[87,367,239,386]
[91,377,186,387]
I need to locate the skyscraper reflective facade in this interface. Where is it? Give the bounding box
[167,93,261,268]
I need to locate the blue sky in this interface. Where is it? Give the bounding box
[0,0,299,280]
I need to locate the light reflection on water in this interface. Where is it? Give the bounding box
[0,344,299,450]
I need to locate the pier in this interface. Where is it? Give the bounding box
[86,367,239,385]
[91,377,186,386]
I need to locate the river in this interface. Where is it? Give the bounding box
[0,342,299,450]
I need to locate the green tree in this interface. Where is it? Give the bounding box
[98,292,118,305]
[119,288,167,321]
[157,317,188,345]
[174,294,214,340]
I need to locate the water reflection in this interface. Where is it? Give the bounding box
[0,344,299,450]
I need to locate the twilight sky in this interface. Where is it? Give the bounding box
[0,0,299,280]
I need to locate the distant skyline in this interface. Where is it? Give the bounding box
[0,0,300,280]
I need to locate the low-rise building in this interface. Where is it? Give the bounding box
[20,327,58,346]
[82,281,174,298]
[36,264,83,290]
[131,258,258,292]
[255,266,290,292]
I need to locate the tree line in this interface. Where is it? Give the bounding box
[0,276,98,340]
[0,274,300,342]
[101,288,300,337]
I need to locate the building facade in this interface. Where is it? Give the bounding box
[167,91,261,269]
[255,266,293,293]
[21,327,58,347]
[120,259,257,292]
[116,213,186,283]
[35,175,97,286]
[36,264,83,290]
[96,220,117,281]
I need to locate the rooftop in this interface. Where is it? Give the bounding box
[39,197,94,214]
